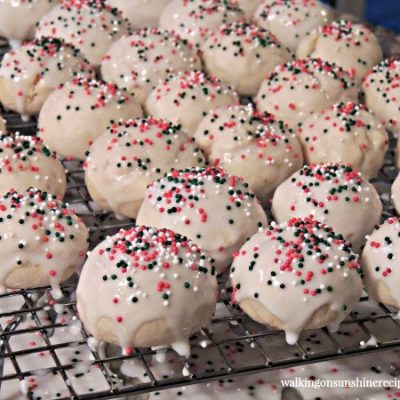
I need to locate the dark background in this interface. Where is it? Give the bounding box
[322,0,400,32]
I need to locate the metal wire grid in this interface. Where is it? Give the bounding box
[0,35,400,400]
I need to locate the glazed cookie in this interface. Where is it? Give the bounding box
[272,164,382,251]
[101,27,201,105]
[255,58,359,128]
[298,102,388,180]
[77,225,218,355]
[362,217,400,313]
[363,58,400,133]
[297,20,383,83]
[0,37,93,118]
[106,0,171,28]
[0,188,89,293]
[137,166,268,273]
[0,133,66,198]
[254,0,333,53]
[36,0,130,66]
[230,217,363,345]
[201,22,292,96]
[38,78,143,160]
[84,117,206,219]
[0,0,59,49]
[146,71,239,135]
[193,104,303,204]
[159,0,244,48]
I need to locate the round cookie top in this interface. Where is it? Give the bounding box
[297,20,383,82]
[362,217,400,309]
[254,0,333,53]
[146,70,239,135]
[137,166,268,273]
[362,58,400,132]
[0,0,59,47]
[84,116,205,218]
[201,21,292,96]
[101,27,201,104]
[272,164,382,250]
[230,216,363,345]
[106,0,171,28]
[159,0,244,48]
[298,101,388,179]
[0,37,94,116]
[36,0,131,66]
[0,188,89,293]
[0,133,66,197]
[194,104,303,202]
[255,58,358,128]
[77,225,217,351]
[38,77,143,160]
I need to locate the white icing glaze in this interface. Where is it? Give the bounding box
[194,104,303,205]
[101,27,201,104]
[254,0,333,53]
[233,0,262,19]
[392,173,400,214]
[0,0,59,44]
[84,116,205,218]
[362,217,400,309]
[35,0,130,66]
[230,217,363,344]
[159,0,244,48]
[255,58,359,128]
[38,78,143,160]
[201,21,292,96]
[298,101,389,180]
[297,20,383,83]
[0,133,67,198]
[0,188,89,293]
[146,70,239,135]
[272,164,382,251]
[0,115,6,134]
[136,166,268,273]
[77,226,218,351]
[0,37,94,116]
[362,58,400,133]
[106,0,172,28]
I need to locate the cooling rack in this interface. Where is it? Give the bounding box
[1,27,400,400]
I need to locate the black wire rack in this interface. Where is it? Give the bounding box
[1,28,400,400]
